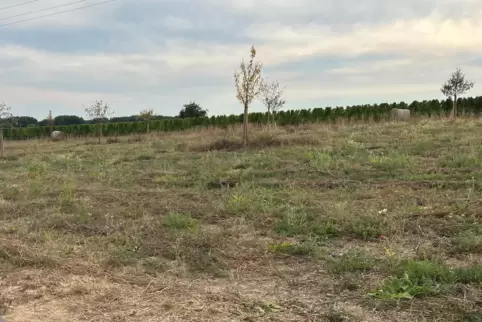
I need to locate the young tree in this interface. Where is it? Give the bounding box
[441,68,475,118]
[259,78,286,126]
[178,101,207,118]
[138,108,154,133]
[0,102,12,158]
[234,45,263,148]
[84,100,113,143]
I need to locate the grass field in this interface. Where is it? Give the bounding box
[1,119,482,321]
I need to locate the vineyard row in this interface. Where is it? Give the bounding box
[3,96,482,140]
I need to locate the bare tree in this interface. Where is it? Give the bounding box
[441,68,475,118]
[259,78,286,126]
[234,45,263,148]
[84,100,113,143]
[0,102,12,158]
[138,108,154,133]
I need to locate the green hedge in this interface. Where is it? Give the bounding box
[3,96,482,140]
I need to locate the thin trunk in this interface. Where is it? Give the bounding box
[454,95,459,117]
[452,95,457,119]
[98,123,102,144]
[243,104,248,149]
[0,129,4,158]
[268,107,271,128]
[146,121,150,134]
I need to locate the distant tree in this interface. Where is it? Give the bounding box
[110,116,138,123]
[15,116,38,127]
[234,45,263,148]
[84,100,113,143]
[178,101,207,118]
[441,68,475,118]
[259,78,286,126]
[54,115,85,126]
[138,108,155,133]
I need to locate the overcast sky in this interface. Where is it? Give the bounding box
[0,0,481,119]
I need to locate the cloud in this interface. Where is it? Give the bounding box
[0,0,480,120]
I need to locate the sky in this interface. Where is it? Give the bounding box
[0,0,481,120]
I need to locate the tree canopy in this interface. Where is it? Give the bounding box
[178,101,208,118]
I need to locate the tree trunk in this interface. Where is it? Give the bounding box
[243,104,248,149]
[146,121,150,134]
[0,129,4,158]
[98,123,102,144]
[268,107,271,128]
[452,95,457,119]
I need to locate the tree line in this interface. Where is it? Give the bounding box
[0,101,208,128]
[2,95,482,140]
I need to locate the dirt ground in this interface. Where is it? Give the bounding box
[1,119,482,321]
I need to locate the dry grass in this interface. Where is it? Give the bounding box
[1,118,482,321]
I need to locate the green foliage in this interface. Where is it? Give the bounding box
[163,213,198,231]
[441,68,475,99]
[274,211,341,239]
[54,115,85,126]
[13,116,38,127]
[369,272,441,299]
[4,96,482,140]
[369,259,482,300]
[179,101,207,118]
[453,231,482,253]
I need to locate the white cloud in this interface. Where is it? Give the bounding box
[163,15,193,31]
[248,13,482,63]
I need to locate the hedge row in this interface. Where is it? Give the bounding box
[3,96,482,140]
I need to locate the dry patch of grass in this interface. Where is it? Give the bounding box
[1,119,482,321]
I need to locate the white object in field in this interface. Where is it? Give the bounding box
[51,130,66,141]
[390,108,411,121]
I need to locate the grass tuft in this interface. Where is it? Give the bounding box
[163,213,198,231]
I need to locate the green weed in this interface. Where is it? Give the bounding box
[274,211,340,239]
[163,213,198,231]
[369,259,482,300]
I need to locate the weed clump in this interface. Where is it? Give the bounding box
[163,213,198,231]
[453,231,482,253]
[369,259,482,300]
